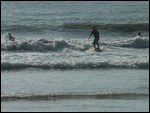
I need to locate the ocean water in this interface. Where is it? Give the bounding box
[1,1,149,112]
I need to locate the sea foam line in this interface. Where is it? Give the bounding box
[1,61,149,70]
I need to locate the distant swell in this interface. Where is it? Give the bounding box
[61,22,149,32]
[1,92,148,101]
[1,61,149,70]
[2,23,149,33]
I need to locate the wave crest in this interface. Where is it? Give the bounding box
[62,22,149,32]
[2,23,149,33]
[1,39,90,51]
[1,92,148,101]
[112,36,149,48]
[1,36,149,52]
[1,61,149,70]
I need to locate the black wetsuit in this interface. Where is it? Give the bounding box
[91,29,99,45]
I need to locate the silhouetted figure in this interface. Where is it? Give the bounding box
[7,33,15,41]
[88,26,100,49]
[137,32,143,37]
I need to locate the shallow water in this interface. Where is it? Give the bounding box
[1,69,149,112]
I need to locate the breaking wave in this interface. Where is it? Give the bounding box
[1,39,91,52]
[1,36,149,52]
[112,36,149,48]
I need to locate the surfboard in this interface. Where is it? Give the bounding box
[94,48,102,52]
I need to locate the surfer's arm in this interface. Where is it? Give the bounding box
[88,32,93,39]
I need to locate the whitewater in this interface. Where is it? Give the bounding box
[1,35,149,70]
[1,1,149,112]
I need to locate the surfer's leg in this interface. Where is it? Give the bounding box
[95,39,99,48]
[93,41,96,48]
[97,43,99,48]
[93,44,96,48]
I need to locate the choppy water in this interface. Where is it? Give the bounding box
[1,1,149,112]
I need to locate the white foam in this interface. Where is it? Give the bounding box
[113,36,149,48]
[1,38,91,52]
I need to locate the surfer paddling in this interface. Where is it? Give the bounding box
[88,26,100,49]
[7,33,15,41]
[137,32,143,37]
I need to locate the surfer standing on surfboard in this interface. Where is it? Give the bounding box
[88,26,100,49]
